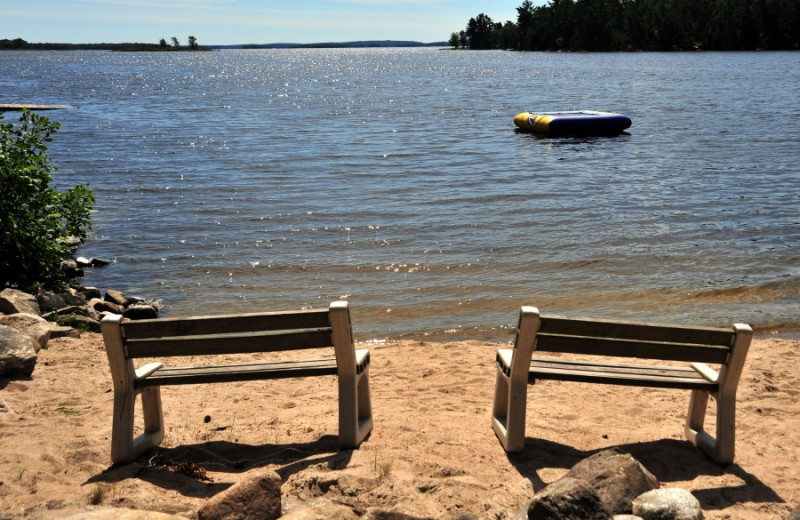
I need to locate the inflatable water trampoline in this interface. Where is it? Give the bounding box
[514,110,631,135]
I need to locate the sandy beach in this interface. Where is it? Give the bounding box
[1,333,798,519]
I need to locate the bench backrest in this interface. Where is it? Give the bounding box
[120,307,336,358]
[510,306,751,390]
[105,302,358,376]
[535,314,736,364]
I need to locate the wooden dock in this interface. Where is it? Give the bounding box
[0,104,74,112]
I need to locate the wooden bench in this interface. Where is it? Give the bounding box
[491,306,752,464]
[101,301,373,464]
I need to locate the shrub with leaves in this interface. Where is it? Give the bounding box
[0,109,95,292]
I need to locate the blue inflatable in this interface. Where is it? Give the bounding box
[514,110,631,135]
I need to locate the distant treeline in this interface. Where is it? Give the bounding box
[1,38,447,51]
[451,0,800,51]
[0,37,209,52]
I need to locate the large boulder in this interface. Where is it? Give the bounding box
[562,448,659,515]
[61,314,101,333]
[632,488,703,520]
[105,289,130,307]
[0,324,38,377]
[197,470,282,520]
[0,312,52,351]
[36,290,67,313]
[0,288,41,316]
[89,297,124,315]
[59,288,88,307]
[123,304,159,320]
[515,477,612,520]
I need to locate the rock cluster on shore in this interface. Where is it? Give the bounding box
[0,285,159,379]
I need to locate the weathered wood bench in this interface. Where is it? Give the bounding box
[492,306,752,464]
[101,301,373,463]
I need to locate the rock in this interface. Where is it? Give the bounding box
[60,260,84,279]
[50,324,81,338]
[123,304,158,320]
[0,324,38,377]
[76,285,103,299]
[61,507,186,519]
[281,500,359,520]
[0,288,41,316]
[612,516,644,520]
[89,297,124,315]
[105,289,129,307]
[632,488,703,520]
[60,288,88,307]
[788,506,800,520]
[76,257,112,267]
[197,470,281,520]
[563,448,659,515]
[0,393,13,413]
[61,314,101,333]
[37,290,67,312]
[515,477,612,520]
[0,312,52,351]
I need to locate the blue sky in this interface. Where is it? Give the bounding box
[2,0,543,45]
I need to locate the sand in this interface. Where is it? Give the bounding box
[1,333,798,519]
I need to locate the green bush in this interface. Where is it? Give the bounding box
[0,109,95,292]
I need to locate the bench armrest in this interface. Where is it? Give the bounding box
[355,349,369,365]
[135,362,164,380]
[691,362,719,384]
[496,348,513,370]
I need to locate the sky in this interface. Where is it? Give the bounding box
[2,0,543,46]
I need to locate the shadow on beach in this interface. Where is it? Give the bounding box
[507,437,784,512]
[85,435,350,498]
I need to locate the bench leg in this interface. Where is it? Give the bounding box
[492,366,528,452]
[110,383,137,464]
[337,360,373,449]
[110,385,165,464]
[685,389,735,464]
[136,385,166,456]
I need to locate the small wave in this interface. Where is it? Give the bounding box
[690,276,800,303]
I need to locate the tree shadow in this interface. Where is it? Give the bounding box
[84,435,353,499]
[506,437,784,512]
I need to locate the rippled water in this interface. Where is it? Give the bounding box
[2,49,799,340]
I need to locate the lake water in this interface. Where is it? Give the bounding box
[2,49,799,341]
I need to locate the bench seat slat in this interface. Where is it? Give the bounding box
[122,309,331,339]
[535,332,730,364]
[527,358,718,390]
[125,328,333,358]
[135,358,339,386]
[495,349,717,390]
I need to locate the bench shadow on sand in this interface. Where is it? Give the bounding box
[84,435,349,499]
[507,437,784,512]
